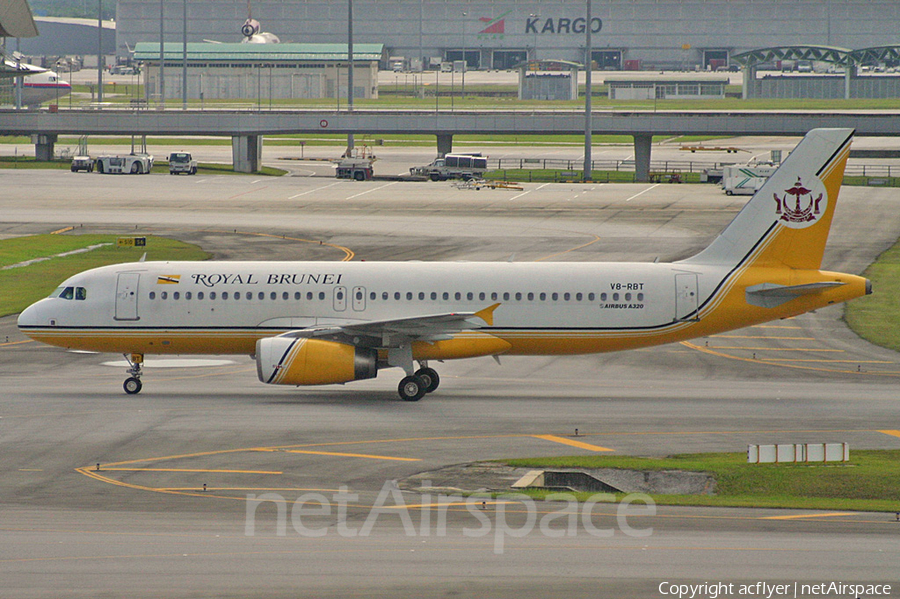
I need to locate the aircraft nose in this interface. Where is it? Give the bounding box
[17,299,47,331]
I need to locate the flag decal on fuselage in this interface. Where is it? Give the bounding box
[157,275,181,285]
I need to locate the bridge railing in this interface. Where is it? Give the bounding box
[488,157,900,178]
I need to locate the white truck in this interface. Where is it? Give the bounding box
[95,153,153,175]
[168,152,198,175]
[410,153,488,181]
[335,157,374,181]
[721,163,778,195]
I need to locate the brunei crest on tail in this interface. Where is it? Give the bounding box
[774,176,826,228]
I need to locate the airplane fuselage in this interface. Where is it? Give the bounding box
[19,259,867,358]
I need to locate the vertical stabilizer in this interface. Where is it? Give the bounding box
[682,128,853,270]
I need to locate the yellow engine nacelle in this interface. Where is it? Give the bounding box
[256,337,378,386]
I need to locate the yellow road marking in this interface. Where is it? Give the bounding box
[98,468,282,475]
[0,340,33,348]
[156,487,343,492]
[682,340,900,377]
[711,335,815,340]
[879,430,900,439]
[535,235,602,262]
[533,434,613,452]
[267,449,421,462]
[201,229,354,261]
[761,512,857,521]
[49,226,75,234]
[704,346,844,352]
[759,359,893,364]
[384,501,517,509]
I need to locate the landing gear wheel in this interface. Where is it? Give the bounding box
[398,375,427,402]
[124,377,142,395]
[414,367,440,393]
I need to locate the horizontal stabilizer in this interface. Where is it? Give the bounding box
[745,281,846,308]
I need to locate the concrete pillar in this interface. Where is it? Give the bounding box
[741,66,750,100]
[436,133,453,157]
[633,133,652,183]
[844,66,852,100]
[32,134,58,162]
[232,135,262,173]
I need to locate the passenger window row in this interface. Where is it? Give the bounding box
[147,289,645,303]
[365,290,644,302]
[149,290,327,301]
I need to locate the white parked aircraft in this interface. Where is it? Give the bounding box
[18,129,870,400]
[12,69,71,107]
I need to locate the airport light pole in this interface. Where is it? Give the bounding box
[159,0,165,107]
[583,0,592,182]
[182,0,187,110]
[346,0,354,153]
[461,11,466,99]
[97,0,103,103]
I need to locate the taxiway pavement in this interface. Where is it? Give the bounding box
[1,163,898,598]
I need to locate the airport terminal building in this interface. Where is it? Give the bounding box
[115,0,900,71]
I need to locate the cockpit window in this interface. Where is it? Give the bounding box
[53,286,86,300]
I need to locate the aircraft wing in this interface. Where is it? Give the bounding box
[279,303,500,346]
[0,57,46,78]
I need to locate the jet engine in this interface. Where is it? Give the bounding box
[241,18,261,38]
[256,337,377,386]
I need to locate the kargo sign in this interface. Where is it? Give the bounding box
[525,16,603,34]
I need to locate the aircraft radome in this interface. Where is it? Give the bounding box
[18,128,870,401]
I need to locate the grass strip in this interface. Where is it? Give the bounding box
[502,450,900,512]
[844,236,900,351]
[0,234,209,317]
[0,156,286,176]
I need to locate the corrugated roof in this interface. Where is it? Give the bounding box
[134,42,384,62]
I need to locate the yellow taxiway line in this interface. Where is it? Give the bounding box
[761,512,857,521]
[532,434,613,452]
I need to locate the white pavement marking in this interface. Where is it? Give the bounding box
[508,182,549,202]
[289,181,342,199]
[345,181,399,200]
[625,184,660,202]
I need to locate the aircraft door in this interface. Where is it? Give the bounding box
[675,273,699,321]
[115,273,141,321]
[352,286,366,311]
[333,286,347,312]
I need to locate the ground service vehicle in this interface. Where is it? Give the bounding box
[721,163,778,195]
[70,156,94,173]
[335,157,374,181]
[410,154,488,181]
[169,152,198,175]
[95,154,154,175]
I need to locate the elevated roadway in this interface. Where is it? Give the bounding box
[4,107,900,176]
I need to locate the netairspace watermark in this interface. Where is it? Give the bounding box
[244,480,655,554]
[658,581,893,599]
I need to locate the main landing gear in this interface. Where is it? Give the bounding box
[397,364,440,402]
[123,353,144,395]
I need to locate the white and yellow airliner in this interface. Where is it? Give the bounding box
[18,128,870,400]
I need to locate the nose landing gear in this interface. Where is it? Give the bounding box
[123,353,144,394]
